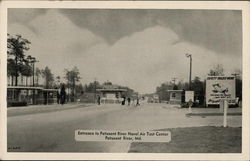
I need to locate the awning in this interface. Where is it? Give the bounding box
[7,86,43,90]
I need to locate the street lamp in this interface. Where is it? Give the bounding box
[27,55,38,87]
[27,55,38,104]
[186,53,192,90]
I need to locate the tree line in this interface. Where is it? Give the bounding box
[7,34,136,101]
[155,64,242,105]
[7,34,81,94]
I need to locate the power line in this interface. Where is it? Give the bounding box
[172,77,178,85]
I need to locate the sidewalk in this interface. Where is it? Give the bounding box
[190,107,242,114]
[185,107,242,117]
[7,103,93,117]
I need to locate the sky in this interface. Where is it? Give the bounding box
[8,9,242,93]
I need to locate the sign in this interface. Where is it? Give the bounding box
[185,91,194,102]
[106,93,116,99]
[206,76,236,105]
[75,130,171,143]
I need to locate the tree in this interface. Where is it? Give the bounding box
[19,62,33,86]
[190,76,205,104]
[41,66,54,88]
[75,83,84,96]
[7,34,31,86]
[55,76,61,87]
[232,69,242,102]
[7,59,16,85]
[35,67,41,86]
[64,66,81,101]
[173,84,179,90]
[208,64,224,76]
[84,81,101,93]
[156,82,172,102]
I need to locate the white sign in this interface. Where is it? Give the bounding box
[185,91,194,102]
[206,76,236,105]
[106,93,116,99]
[75,130,171,142]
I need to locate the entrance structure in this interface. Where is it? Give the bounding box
[97,84,127,104]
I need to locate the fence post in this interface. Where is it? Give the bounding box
[223,99,228,127]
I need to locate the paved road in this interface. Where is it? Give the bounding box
[7,103,241,152]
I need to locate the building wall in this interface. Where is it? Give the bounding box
[169,91,182,104]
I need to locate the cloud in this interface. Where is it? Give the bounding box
[71,25,241,93]
[9,9,104,76]
[61,9,242,56]
[8,9,242,93]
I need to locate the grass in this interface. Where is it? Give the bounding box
[186,113,242,117]
[128,126,241,153]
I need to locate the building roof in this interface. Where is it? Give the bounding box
[167,90,183,92]
[8,86,57,92]
[97,84,127,92]
[42,89,58,92]
[96,88,127,92]
[7,86,43,90]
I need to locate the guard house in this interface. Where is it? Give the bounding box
[167,90,183,104]
[7,86,58,106]
[96,83,127,104]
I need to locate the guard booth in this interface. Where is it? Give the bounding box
[167,90,183,104]
[7,86,58,106]
[7,86,43,106]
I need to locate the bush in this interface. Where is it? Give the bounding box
[181,102,200,108]
[8,101,27,107]
[181,102,188,108]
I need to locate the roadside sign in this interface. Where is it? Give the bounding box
[185,91,194,102]
[206,76,236,105]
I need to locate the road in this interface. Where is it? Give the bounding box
[7,103,242,152]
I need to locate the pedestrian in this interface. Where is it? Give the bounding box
[136,98,140,106]
[60,84,66,105]
[121,96,126,105]
[127,97,131,106]
[56,88,60,104]
[97,95,101,105]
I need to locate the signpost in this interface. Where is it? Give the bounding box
[223,99,228,127]
[185,91,194,114]
[206,76,235,127]
[188,99,193,114]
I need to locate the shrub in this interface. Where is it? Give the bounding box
[8,101,27,107]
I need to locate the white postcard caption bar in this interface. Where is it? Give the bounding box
[75,130,171,142]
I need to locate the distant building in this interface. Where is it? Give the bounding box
[153,94,160,103]
[167,90,183,104]
[96,83,127,104]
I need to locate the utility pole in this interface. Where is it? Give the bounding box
[27,55,38,104]
[186,53,192,90]
[172,77,178,85]
[94,78,97,104]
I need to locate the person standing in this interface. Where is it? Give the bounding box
[56,88,60,104]
[127,97,131,106]
[136,98,140,106]
[97,95,101,105]
[121,96,126,105]
[60,84,66,105]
